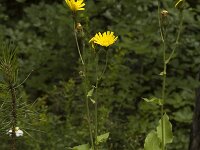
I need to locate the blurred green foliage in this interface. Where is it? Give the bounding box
[0,0,200,149]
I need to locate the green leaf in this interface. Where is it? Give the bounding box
[144,130,161,150]
[73,144,90,150]
[142,97,163,105]
[159,71,166,76]
[90,98,96,104]
[156,113,173,146]
[87,88,94,97]
[96,132,109,145]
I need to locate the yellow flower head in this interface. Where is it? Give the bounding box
[65,0,85,12]
[89,31,118,48]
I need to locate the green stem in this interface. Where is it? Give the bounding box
[157,1,165,150]
[161,41,166,150]
[94,54,99,150]
[73,21,85,65]
[165,10,184,64]
[157,2,184,150]
[72,17,94,149]
[83,51,94,150]
[98,51,109,81]
[85,90,95,150]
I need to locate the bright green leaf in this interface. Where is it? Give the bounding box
[144,130,161,150]
[73,144,90,150]
[96,132,109,145]
[156,113,173,146]
[87,88,94,97]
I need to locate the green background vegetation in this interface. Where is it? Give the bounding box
[0,0,200,149]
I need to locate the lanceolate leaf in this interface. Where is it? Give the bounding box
[156,113,173,146]
[144,130,161,150]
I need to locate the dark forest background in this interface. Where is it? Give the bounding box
[0,0,200,149]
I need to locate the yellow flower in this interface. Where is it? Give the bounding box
[89,31,118,47]
[65,0,85,12]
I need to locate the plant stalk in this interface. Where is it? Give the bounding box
[94,54,99,150]
[157,1,166,150]
[72,17,94,149]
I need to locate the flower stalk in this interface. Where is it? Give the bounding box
[72,16,94,150]
[94,53,99,150]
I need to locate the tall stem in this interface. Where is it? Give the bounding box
[94,54,99,150]
[157,1,166,150]
[157,1,184,150]
[72,17,94,149]
[85,87,95,150]
[161,42,166,150]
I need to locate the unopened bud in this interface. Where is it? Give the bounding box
[161,10,168,17]
[76,23,83,31]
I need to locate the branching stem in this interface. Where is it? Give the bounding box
[157,1,184,150]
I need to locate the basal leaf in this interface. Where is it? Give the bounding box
[73,144,90,150]
[144,130,161,150]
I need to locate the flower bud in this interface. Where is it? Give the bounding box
[161,10,168,17]
[160,10,169,28]
[76,23,83,31]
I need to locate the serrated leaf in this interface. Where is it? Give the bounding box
[96,132,109,145]
[73,144,90,150]
[144,130,161,150]
[156,113,173,146]
[142,97,163,105]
